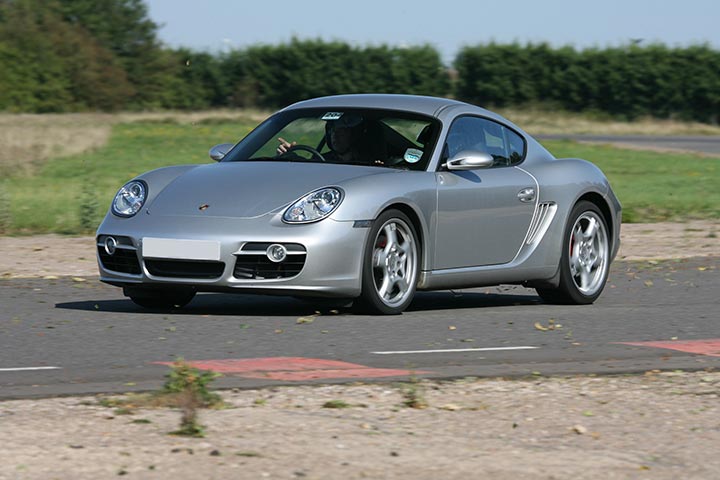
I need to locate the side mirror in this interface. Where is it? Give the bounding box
[445,150,494,170]
[209,143,234,161]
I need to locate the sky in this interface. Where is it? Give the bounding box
[145,0,720,63]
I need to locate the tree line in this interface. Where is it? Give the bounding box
[455,43,720,123]
[1,0,718,122]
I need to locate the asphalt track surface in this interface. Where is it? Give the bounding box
[1,257,718,399]
[538,134,720,155]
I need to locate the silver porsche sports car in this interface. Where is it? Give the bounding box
[97,94,621,314]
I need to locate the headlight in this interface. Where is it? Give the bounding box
[283,187,343,224]
[112,180,147,217]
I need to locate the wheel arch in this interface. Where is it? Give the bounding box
[576,192,615,252]
[357,203,424,314]
[378,202,426,268]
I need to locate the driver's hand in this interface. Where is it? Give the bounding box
[276,137,297,155]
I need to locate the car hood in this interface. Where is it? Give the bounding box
[147,161,388,218]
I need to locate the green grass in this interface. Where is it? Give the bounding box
[543,140,720,222]
[5,121,255,234]
[2,123,718,234]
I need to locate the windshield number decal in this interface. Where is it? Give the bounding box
[321,112,344,121]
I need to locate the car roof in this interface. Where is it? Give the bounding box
[283,94,473,117]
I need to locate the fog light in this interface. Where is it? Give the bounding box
[104,236,117,256]
[266,243,287,263]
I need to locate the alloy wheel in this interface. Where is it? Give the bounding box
[371,218,417,308]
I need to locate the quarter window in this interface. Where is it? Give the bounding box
[505,128,525,165]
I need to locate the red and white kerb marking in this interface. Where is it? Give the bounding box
[154,357,429,381]
[618,339,720,357]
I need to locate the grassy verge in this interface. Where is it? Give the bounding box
[498,107,720,136]
[1,117,718,234]
[0,110,270,178]
[543,140,720,222]
[4,120,256,234]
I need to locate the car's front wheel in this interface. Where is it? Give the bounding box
[537,201,610,304]
[124,286,196,309]
[357,210,419,314]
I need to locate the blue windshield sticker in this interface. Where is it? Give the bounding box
[321,112,343,121]
[404,148,423,163]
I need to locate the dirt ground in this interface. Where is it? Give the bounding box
[1,223,719,479]
[1,373,719,479]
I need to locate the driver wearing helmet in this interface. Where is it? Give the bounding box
[276,113,368,164]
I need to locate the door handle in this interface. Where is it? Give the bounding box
[517,188,536,203]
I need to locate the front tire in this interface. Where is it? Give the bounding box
[124,287,196,309]
[357,210,419,314]
[537,201,610,304]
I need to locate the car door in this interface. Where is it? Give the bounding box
[434,116,536,269]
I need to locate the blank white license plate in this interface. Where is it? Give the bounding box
[142,238,221,261]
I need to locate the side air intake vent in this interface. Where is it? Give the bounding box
[526,202,557,245]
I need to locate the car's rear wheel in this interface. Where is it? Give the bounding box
[357,210,419,314]
[124,286,196,309]
[537,201,610,304]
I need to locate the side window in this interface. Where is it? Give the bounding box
[481,120,509,165]
[445,116,525,168]
[445,116,487,159]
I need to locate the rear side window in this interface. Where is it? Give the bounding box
[504,128,525,166]
[444,116,526,167]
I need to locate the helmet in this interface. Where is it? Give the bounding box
[325,112,364,152]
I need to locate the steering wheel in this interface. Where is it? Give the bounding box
[285,144,326,162]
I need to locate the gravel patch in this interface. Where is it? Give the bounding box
[1,372,718,479]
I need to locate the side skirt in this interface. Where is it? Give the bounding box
[417,264,558,291]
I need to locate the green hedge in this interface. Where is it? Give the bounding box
[454,43,720,122]
[1,0,719,122]
[220,39,450,108]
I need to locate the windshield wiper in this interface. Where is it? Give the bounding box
[243,156,278,162]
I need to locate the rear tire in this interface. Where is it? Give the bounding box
[356,210,419,315]
[124,287,196,309]
[537,201,610,304]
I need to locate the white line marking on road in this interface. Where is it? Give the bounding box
[0,366,62,372]
[371,346,539,355]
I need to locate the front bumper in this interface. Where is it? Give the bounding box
[96,212,369,298]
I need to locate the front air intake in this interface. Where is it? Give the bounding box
[145,259,225,279]
[233,242,307,279]
[97,235,141,274]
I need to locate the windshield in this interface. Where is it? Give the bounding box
[223,108,440,171]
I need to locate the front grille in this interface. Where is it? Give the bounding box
[145,259,225,279]
[234,242,307,279]
[97,236,141,275]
